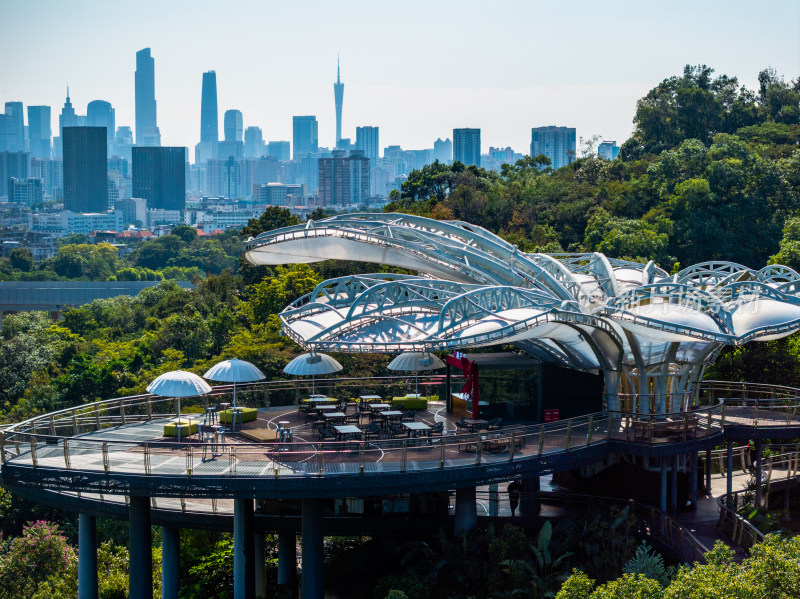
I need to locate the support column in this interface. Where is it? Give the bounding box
[670,455,678,513]
[277,532,297,588]
[234,499,255,599]
[705,447,712,495]
[755,439,763,508]
[254,533,266,599]
[78,513,98,599]
[454,487,478,535]
[488,483,499,517]
[301,498,324,599]
[519,476,541,515]
[129,496,153,599]
[659,458,667,534]
[726,439,733,506]
[690,452,698,508]
[161,526,180,599]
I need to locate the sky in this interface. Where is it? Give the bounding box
[1,0,799,162]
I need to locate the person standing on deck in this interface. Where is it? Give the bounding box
[508,477,523,516]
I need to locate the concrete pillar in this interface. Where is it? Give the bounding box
[129,496,153,599]
[660,458,667,535]
[670,455,679,513]
[454,487,478,535]
[277,532,297,588]
[161,526,180,599]
[234,499,255,599]
[254,533,266,599]
[726,439,733,506]
[519,476,541,514]
[78,513,98,599]
[705,447,712,495]
[488,483,499,517]
[755,439,763,508]
[301,498,324,599]
[690,452,698,508]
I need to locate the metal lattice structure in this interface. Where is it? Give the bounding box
[244,213,800,414]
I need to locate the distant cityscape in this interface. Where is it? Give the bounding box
[0,47,620,260]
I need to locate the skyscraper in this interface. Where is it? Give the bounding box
[334,58,344,143]
[132,146,186,211]
[530,126,576,170]
[87,100,115,155]
[267,141,290,161]
[318,150,370,206]
[196,71,219,164]
[2,102,24,152]
[244,126,265,158]
[27,106,51,158]
[355,126,379,161]
[63,126,107,213]
[597,140,620,160]
[293,116,318,158]
[135,48,160,146]
[453,128,481,166]
[433,138,452,164]
[224,110,243,143]
[0,151,28,197]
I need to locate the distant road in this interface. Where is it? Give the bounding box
[0,281,194,322]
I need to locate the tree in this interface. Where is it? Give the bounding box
[171,224,199,243]
[240,207,300,239]
[8,248,33,272]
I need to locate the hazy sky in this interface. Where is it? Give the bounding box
[1,0,798,161]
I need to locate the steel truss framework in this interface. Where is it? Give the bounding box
[244,213,800,414]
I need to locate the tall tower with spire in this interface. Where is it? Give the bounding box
[334,57,344,143]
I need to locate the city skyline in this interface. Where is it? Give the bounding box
[0,1,798,162]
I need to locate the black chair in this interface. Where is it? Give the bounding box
[345,413,360,425]
[318,428,335,442]
[487,417,503,430]
[402,410,416,422]
[430,422,444,435]
[363,423,381,441]
[389,423,408,439]
[456,421,470,433]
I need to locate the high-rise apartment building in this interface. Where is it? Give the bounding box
[135,48,160,146]
[267,141,290,161]
[530,126,576,170]
[87,100,116,155]
[355,126,379,161]
[0,151,28,197]
[334,58,344,143]
[318,150,370,206]
[132,147,186,212]
[8,178,43,206]
[63,126,107,212]
[293,116,318,158]
[597,140,620,160]
[27,106,51,158]
[434,138,453,164]
[453,128,481,166]
[244,126,265,158]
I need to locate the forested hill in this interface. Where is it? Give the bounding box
[386,65,800,273]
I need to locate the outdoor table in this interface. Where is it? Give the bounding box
[359,395,382,403]
[316,404,337,412]
[381,410,404,423]
[230,407,244,431]
[463,418,488,432]
[204,405,217,424]
[404,393,422,398]
[333,424,362,440]
[278,420,291,441]
[323,411,347,423]
[370,403,391,411]
[307,397,335,403]
[309,394,328,398]
[403,421,432,437]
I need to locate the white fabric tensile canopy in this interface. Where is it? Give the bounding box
[203,359,265,425]
[146,370,212,424]
[388,351,445,395]
[283,352,343,394]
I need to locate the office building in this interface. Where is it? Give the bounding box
[355,126,379,161]
[218,110,243,159]
[253,182,289,206]
[31,210,123,236]
[267,141,290,161]
[453,128,481,166]
[334,58,344,143]
[293,116,318,157]
[116,197,147,225]
[318,150,370,205]
[0,151,28,197]
[195,71,218,164]
[30,158,63,199]
[135,48,160,146]
[1,102,24,152]
[434,138,452,164]
[598,140,620,160]
[132,147,186,212]
[531,126,576,170]
[63,126,107,213]
[206,158,242,198]
[114,126,133,160]
[27,106,51,158]
[87,100,116,155]
[244,127,265,158]
[9,178,43,206]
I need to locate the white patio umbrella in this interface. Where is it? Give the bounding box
[146,371,211,438]
[283,352,343,395]
[388,351,445,396]
[203,358,265,412]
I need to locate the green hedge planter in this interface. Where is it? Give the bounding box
[219,407,258,424]
[163,421,198,437]
[391,398,429,410]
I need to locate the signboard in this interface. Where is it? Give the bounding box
[543,408,560,422]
